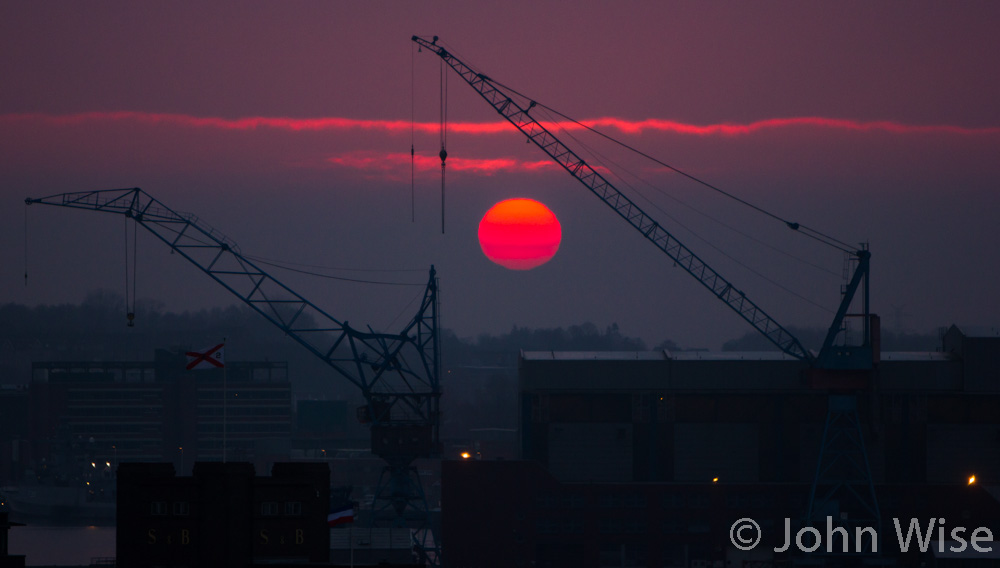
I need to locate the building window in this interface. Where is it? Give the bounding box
[173,501,190,516]
[261,501,279,516]
[151,501,168,516]
[284,501,301,516]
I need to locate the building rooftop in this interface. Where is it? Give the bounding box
[521,350,807,362]
[953,325,1000,338]
[879,351,954,361]
[668,350,802,361]
[523,349,957,363]
[521,350,669,361]
[522,350,823,362]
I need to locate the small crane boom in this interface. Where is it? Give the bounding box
[26,187,442,559]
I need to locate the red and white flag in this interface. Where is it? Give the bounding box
[185,343,225,370]
[327,504,354,527]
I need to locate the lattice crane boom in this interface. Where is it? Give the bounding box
[413,35,817,363]
[26,186,441,457]
[414,35,876,369]
[414,36,879,550]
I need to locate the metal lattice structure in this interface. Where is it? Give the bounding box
[415,35,881,560]
[26,188,441,562]
[413,35,814,363]
[806,395,881,554]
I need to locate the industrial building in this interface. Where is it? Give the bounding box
[442,325,1000,567]
[0,349,293,526]
[2,346,448,532]
[27,349,292,473]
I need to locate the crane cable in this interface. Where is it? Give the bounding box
[150,220,425,286]
[534,105,842,279]
[124,216,137,326]
[439,56,448,234]
[248,257,425,287]
[411,42,416,223]
[488,77,858,255]
[23,203,29,287]
[537,106,835,315]
[432,38,855,265]
[241,254,425,274]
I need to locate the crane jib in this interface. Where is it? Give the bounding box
[26,187,441,424]
[413,35,819,364]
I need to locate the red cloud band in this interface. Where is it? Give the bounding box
[327,151,555,175]
[3,111,998,137]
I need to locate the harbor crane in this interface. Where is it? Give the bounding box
[414,35,881,554]
[26,188,442,562]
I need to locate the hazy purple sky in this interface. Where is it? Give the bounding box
[2,2,998,349]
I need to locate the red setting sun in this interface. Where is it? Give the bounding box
[478,198,562,270]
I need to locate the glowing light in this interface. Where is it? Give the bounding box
[460,452,471,459]
[712,477,719,483]
[478,199,562,270]
[969,475,976,485]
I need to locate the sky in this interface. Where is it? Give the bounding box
[2,1,998,351]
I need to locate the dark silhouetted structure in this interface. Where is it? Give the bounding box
[0,509,25,568]
[117,461,329,568]
[0,387,29,486]
[442,326,1000,567]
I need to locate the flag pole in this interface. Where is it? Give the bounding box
[222,337,227,463]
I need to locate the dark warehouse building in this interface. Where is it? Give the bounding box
[442,325,1000,567]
